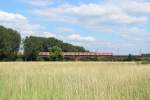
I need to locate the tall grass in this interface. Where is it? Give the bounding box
[0,62,150,100]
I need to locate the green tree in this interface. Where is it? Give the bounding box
[127,54,132,61]
[24,36,45,61]
[0,26,21,61]
[24,36,86,61]
[49,46,64,61]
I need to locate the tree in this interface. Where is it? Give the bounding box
[0,26,21,61]
[24,36,86,61]
[24,36,45,61]
[127,54,132,61]
[49,46,64,61]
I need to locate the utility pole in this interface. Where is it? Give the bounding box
[139,49,142,56]
[117,48,120,55]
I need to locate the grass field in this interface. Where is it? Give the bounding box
[0,62,150,100]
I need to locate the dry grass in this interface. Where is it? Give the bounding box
[0,62,150,100]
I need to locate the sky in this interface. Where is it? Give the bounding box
[0,0,150,54]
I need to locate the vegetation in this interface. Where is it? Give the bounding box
[23,36,46,61]
[49,46,64,61]
[141,60,150,64]
[0,25,150,61]
[0,62,150,100]
[24,36,86,61]
[0,26,21,61]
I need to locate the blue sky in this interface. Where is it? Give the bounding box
[0,0,150,54]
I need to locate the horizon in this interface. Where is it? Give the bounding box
[0,0,150,55]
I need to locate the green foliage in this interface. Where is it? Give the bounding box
[24,36,46,61]
[0,26,21,61]
[122,54,133,61]
[79,57,99,61]
[141,60,150,64]
[49,46,64,61]
[127,54,132,61]
[24,36,86,61]
[16,55,24,61]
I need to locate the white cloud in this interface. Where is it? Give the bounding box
[4,0,150,54]
[20,0,63,7]
[33,3,148,25]
[68,34,96,42]
[0,11,26,22]
[30,1,150,54]
[108,13,147,24]
[44,32,56,38]
[21,0,53,7]
[0,11,96,45]
[0,11,42,37]
[56,27,74,33]
[121,1,150,14]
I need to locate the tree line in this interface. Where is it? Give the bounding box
[0,26,21,61]
[1,25,150,62]
[0,26,86,61]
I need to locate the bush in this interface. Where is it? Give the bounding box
[49,46,64,61]
[141,60,150,64]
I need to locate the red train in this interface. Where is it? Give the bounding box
[39,52,113,57]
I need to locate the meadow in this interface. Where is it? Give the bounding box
[0,62,150,100]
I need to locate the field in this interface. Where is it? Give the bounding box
[0,62,150,100]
